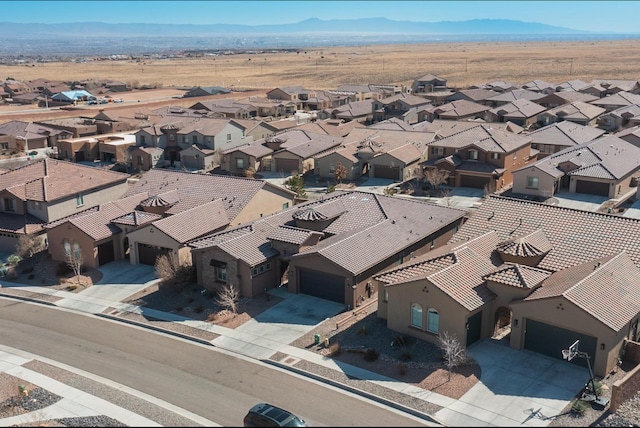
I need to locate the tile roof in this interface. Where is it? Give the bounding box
[521,134,640,180]
[122,168,272,220]
[489,98,547,118]
[111,210,161,226]
[152,199,229,244]
[590,91,640,108]
[544,101,606,121]
[555,80,590,92]
[526,121,605,148]
[191,190,466,271]
[521,251,640,331]
[496,228,553,258]
[415,119,523,137]
[487,89,546,103]
[431,123,532,153]
[427,100,491,118]
[267,225,321,245]
[521,80,556,92]
[483,263,551,289]
[446,88,500,102]
[0,212,45,234]
[45,193,149,241]
[538,90,599,105]
[449,195,640,272]
[0,159,128,203]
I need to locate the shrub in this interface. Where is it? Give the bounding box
[327,342,341,357]
[7,255,21,266]
[400,349,413,362]
[363,348,379,362]
[56,262,72,276]
[397,363,407,376]
[571,399,587,415]
[326,185,335,193]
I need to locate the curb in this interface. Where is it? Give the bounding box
[264,359,446,426]
[0,292,446,426]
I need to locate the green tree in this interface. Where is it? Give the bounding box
[284,174,307,198]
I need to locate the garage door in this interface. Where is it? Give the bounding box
[460,175,491,189]
[276,158,299,175]
[299,267,345,303]
[374,165,401,180]
[524,319,597,368]
[137,243,171,266]
[97,240,115,266]
[575,180,610,197]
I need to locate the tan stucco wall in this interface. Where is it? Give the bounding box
[43,182,128,223]
[126,225,180,265]
[47,223,99,269]
[232,187,294,226]
[381,278,471,346]
[510,296,625,377]
[314,152,358,180]
[512,166,558,197]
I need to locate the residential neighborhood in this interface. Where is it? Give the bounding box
[1,69,640,427]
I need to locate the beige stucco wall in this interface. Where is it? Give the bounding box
[510,296,625,377]
[232,186,294,226]
[47,223,100,269]
[512,166,558,197]
[381,278,471,346]
[125,225,180,265]
[43,182,128,223]
[314,152,358,181]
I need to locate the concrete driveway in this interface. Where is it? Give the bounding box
[434,339,590,427]
[55,261,159,313]
[549,192,608,212]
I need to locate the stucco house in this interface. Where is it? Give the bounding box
[580,79,640,97]
[0,159,129,253]
[521,80,556,94]
[411,74,448,93]
[188,98,256,119]
[45,168,297,268]
[596,104,640,132]
[535,90,599,110]
[128,146,165,171]
[485,89,546,108]
[554,80,590,92]
[314,127,435,182]
[220,140,274,176]
[322,99,375,124]
[372,93,432,124]
[375,195,640,377]
[445,88,500,106]
[485,98,547,128]
[470,80,518,93]
[421,123,535,191]
[526,121,605,158]
[589,91,640,112]
[537,101,606,127]
[0,120,72,152]
[422,100,491,122]
[189,190,466,309]
[511,135,640,199]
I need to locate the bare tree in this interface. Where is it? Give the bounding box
[424,167,450,193]
[334,162,347,185]
[437,331,470,381]
[155,253,193,292]
[15,234,43,259]
[215,283,240,317]
[65,244,84,286]
[244,166,256,178]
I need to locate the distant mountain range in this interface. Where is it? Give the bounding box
[0,18,597,37]
[0,18,633,58]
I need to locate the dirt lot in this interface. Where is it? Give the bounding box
[2,39,640,92]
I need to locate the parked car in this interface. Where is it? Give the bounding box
[87,99,98,105]
[113,98,124,103]
[243,403,306,427]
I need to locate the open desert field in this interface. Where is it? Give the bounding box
[2,39,640,91]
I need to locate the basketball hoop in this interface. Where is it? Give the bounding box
[562,349,571,360]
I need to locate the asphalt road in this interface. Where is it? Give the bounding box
[0,298,429,426]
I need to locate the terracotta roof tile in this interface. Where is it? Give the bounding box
[153,199,229,244]
[484,263,551,288]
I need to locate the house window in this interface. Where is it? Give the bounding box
[182,136,188,144]
[192,135,198,144]
[76,193,84,206]
[4,198,15,212]
[227,133,232,141]
[468,149,478,160]
[526,176,539,189]
[491,153,500,160]
[216,266,227,282]
[431,147,444,156]
[329,163,335,173]
[427,308,439,334]
[282,202,289,209]
[236,158,244,169]
[411,303,423,329]
[0,142,7,150]
[140,135,146,144]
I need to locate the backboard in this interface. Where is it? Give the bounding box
[562,340,579,361]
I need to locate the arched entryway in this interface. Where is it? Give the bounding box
[493,306,512,340]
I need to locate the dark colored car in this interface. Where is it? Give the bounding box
[243,403,306,427]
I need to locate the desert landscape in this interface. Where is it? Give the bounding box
[2,39,640,92]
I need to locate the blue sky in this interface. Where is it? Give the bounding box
[4,1,638,33]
